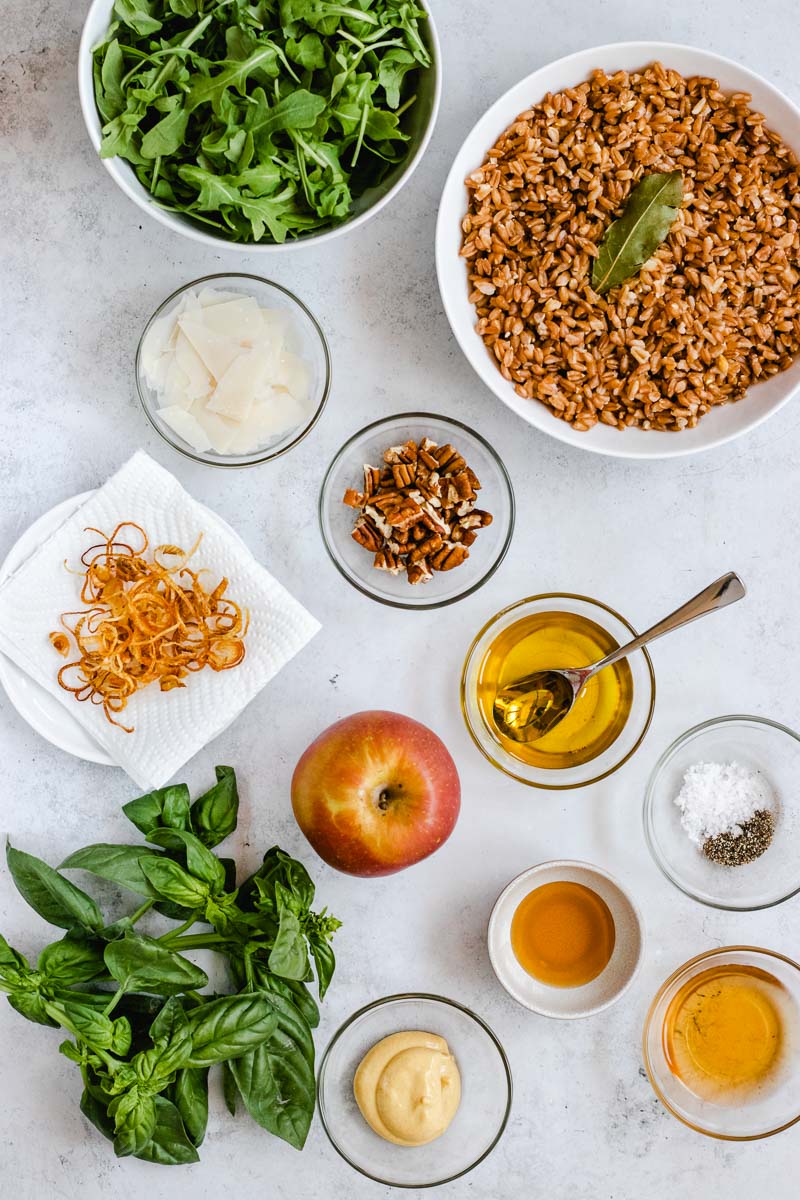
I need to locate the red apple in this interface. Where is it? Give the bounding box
[291,710,461,877]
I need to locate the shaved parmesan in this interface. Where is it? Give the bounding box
[178,318,241,382]
[174,331,213,400]
[158,406,213,453]
[142,286,314,457]
[202,296,264,342]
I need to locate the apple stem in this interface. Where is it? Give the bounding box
[377,790,391,811]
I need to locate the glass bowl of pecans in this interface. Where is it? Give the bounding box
[319,413,515,608]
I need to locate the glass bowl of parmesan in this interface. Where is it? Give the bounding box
[644,715,800,910]
[136,274,331,467]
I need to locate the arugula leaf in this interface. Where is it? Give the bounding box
[91,0,432,241]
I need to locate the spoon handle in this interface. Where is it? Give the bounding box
[586,571,746,678]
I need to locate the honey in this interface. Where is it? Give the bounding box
[663,965,793,1103]
[476,610,634,768]
[510,881,616,988]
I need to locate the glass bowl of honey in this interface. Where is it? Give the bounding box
[643,946,800,1139]
[461,594,656,788]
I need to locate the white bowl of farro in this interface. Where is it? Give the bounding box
[436,43,800,458]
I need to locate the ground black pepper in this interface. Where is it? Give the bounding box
[702,809,774,867]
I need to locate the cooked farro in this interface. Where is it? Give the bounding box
[460,63,800,431]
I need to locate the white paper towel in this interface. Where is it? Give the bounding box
[0,451,320,789]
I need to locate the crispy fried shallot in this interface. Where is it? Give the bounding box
[49,522,248,732]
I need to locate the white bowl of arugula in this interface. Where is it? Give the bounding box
[78,0,441,249]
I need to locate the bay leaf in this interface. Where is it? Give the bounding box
[592,170,682,295]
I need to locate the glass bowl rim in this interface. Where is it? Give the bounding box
[642,713,800,911]
[316,990,514,1188]
[642,944,800,1141]
[460,591,656,789]
[318,411,516,610]
[135,272,332,468]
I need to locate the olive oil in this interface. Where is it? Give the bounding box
[477,611,634,768]
[664,965,793,1103]
[511,881,615,988]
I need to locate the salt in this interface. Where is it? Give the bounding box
[674,760,776,846]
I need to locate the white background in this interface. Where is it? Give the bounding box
[2,1,800,1197]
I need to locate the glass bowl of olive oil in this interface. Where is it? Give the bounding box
[643,946,800,1139]
[460,594,655,788]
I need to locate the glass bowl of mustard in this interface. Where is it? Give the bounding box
[317,993,512,1187]
[643,946,800,1139]
[461,593,656,788]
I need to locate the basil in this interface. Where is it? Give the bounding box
[0,765,339,1165]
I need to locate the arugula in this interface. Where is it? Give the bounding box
[91,0,432,242]
[0,767,339,1166]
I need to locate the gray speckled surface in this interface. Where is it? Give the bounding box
[2,0,800,1196]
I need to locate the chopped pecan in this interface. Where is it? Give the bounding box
[432,444,466,474]
[430,543,469,571]
[373,549,403,574]
[408,533,443,564]
[352,519,383,552]
[364,465,381,497]
[452,470,475,500]
[407,559,433,585]
[342,436,491,586]
[392,462,416,488]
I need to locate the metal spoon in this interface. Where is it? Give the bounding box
[492,572,746,744]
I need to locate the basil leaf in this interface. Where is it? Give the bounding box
[229,1021,315,1149]
[60,844,164,898]
[111,1090,157,1158]
[592,170,683,294]
[6,844,104,932]
[140,996,192,1077]
[221,1059,238,1115]
[104,932,208,996]
[268,904,310,981]
[0,933,29,983]
[135,1096,200,1165]
[8,990,58,1027]
[38,932,107,985]
[140,857,209,909]
[189,765,239,848]
[123,783,191,836]
[308,933,336,1000]
[186,994,277,1067]
[172,1067,208,1146]
[80,1087,116,1142]
[146,829,226,891]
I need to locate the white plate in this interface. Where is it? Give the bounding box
[436,42,800,459]
[0,491,246,766]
